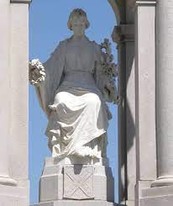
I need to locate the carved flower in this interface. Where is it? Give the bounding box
[29,59,46,86]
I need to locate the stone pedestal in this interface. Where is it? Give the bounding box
[32,200,115,206]
[0,184,28,206]
[139,185,173,206]
[32,157,115,206]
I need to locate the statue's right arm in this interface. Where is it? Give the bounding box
[29,40,67,117]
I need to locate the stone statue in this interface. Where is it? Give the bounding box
[29,8,118,161]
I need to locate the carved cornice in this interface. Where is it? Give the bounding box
[112,24,135,44]
[10,0,31,3]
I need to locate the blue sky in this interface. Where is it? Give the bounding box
[29,0,118,204]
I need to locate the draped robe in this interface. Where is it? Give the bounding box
[35,36,112,158]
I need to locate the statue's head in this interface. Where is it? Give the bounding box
[67,8,90,33]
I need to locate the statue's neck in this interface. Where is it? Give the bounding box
[71,34,86,41]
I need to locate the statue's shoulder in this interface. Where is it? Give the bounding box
[60,36,73,45]
[57,37,74,48]
[58,39,69,47]
[83,36,99,47]
[51,39,69,56]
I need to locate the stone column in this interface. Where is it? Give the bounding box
[134,1,157,205]
[112,25,126,205]
[0,0,31,205]
[152,0,173,187]
[0,0,17,186]
[9,0,31,184]
[112,23,135,206]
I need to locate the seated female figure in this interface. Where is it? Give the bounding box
[30,9,118,161]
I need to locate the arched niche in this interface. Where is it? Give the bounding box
[29,0,120,204]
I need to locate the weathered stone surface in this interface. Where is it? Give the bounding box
[0,184,28,206]
[0,0,29,205]
[63,165,94,200]
[39,172,63,202]
[140,186,173,206]
[0,0,16,186]
[32,200,116,206]
[133,1,158,206]
[140,196,173,206]
[142,185,173,198]
[39,157,114,204]
[153,0,173,187]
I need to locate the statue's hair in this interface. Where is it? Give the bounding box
[67,8,90,30]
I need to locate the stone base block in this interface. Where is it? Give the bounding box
[38,157,114,204]
[125,200,135,206]
[139,185,173,206]
[0,184,28,206]
[32,200,116,206]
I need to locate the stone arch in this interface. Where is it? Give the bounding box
[107,0,121,24]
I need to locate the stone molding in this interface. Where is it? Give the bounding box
[10,0,31,3]
[112,24,135,43]
[136,0,156,6]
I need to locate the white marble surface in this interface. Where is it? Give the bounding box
[30,9,118,160]
[0,0,30,205]
[0,0,14,186]
[154,0,173,187]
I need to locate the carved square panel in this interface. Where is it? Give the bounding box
[63,165,94,200]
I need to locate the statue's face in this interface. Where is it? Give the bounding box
[71,16,86,37]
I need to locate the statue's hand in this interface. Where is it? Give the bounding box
[29,59,46,86]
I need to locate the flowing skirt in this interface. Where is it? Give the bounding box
[46,87,108,158]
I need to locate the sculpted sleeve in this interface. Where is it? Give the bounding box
[35,41,66,117]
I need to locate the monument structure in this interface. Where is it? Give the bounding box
[1,0,173,206]
[29,8,118,206]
